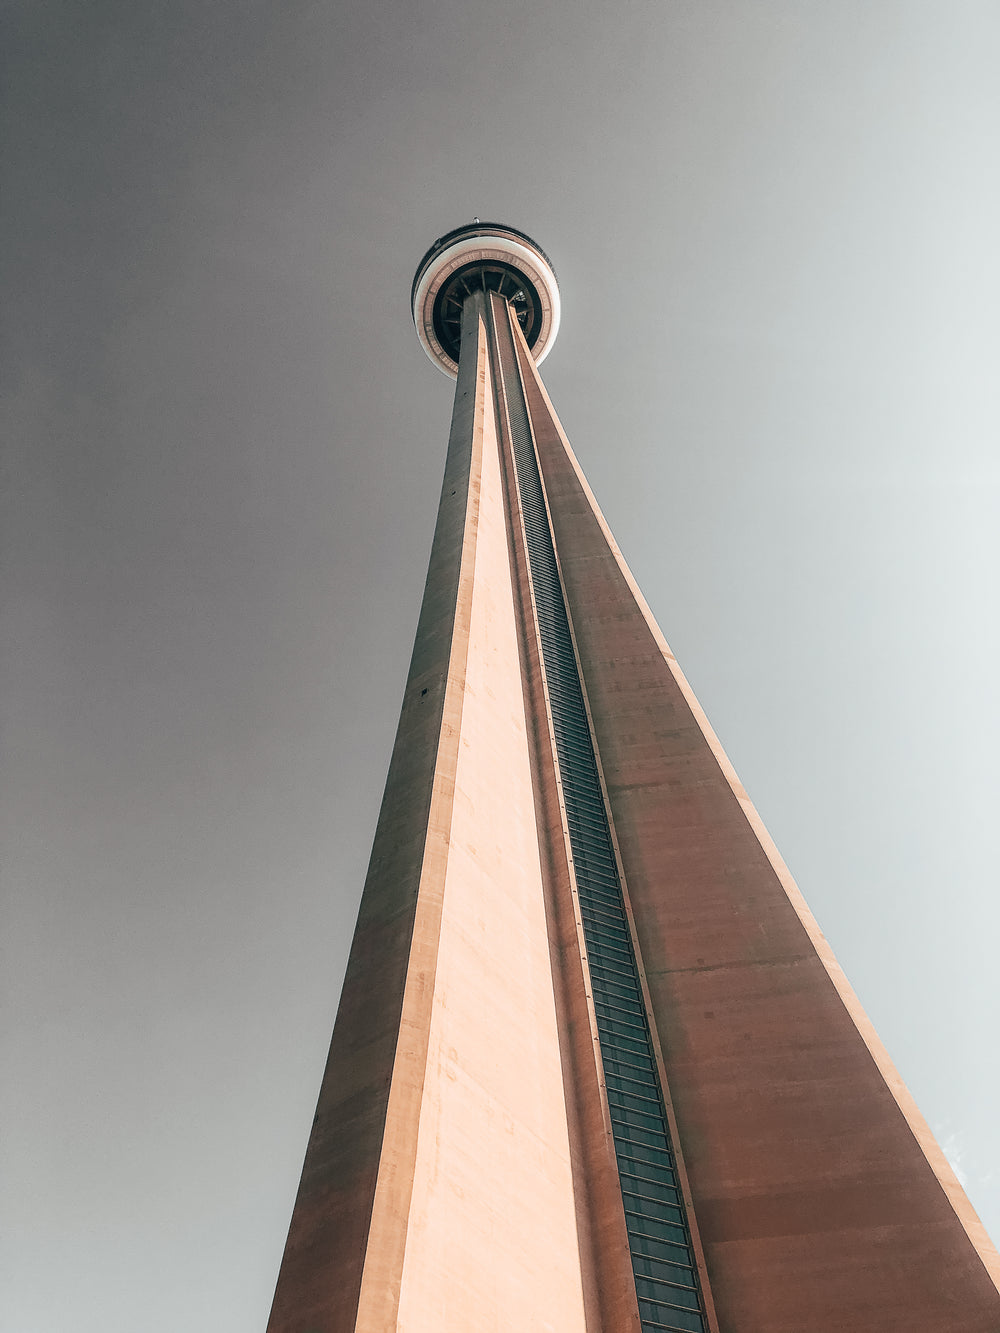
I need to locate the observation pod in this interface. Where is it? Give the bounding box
[411,221,560,377]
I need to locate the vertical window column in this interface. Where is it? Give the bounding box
[489,297,707,1333]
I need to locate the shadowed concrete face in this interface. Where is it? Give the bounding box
[509,317,1000,1330]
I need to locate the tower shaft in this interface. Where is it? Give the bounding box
[267,258,1000,1331]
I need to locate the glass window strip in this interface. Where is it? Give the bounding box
[491,301,705,1333]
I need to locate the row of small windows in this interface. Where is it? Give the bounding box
[495,309,706,1333]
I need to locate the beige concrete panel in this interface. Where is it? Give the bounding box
[267,297,494,1333]
[508,322,1000,1328]
[393,310,587,1333]
[350,296,496,1330]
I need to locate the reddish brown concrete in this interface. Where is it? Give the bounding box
[510,321,1000,1331]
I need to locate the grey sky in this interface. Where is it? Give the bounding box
[3,2,998,1329]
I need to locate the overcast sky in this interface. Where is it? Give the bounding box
[3,3,999,1330]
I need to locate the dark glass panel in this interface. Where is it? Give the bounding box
[632,1252,698,1289]
[637,1297,705,1331]
[636,1278,701,1311]
[623,1191,687,1226]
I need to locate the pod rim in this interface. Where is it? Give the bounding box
[411,223,560,378]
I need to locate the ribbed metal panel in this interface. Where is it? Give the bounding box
[489,300,707,1333]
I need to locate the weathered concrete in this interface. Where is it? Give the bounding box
[511,318,1000,1332]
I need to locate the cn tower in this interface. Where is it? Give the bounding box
[266,224,1000,1332]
